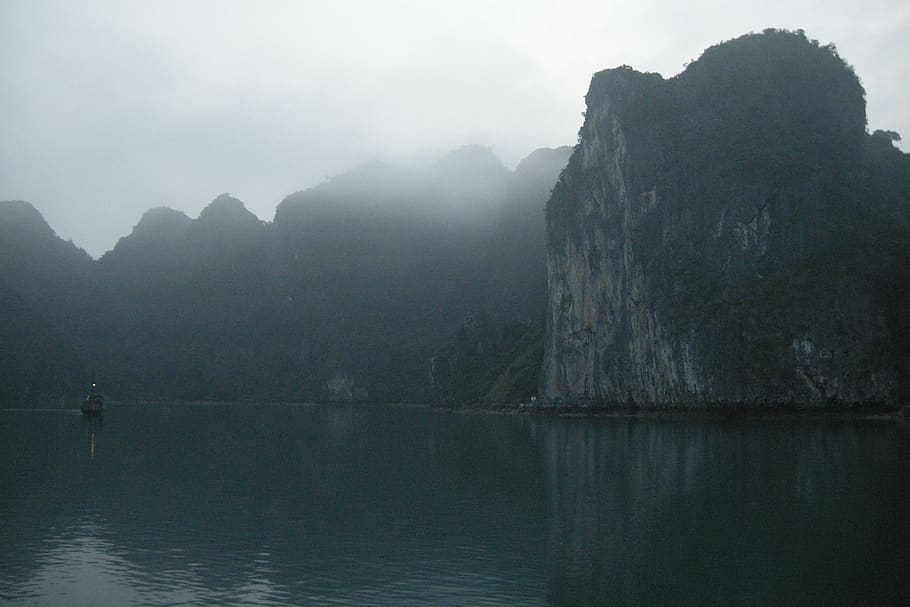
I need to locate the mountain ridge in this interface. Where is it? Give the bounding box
[1,145,571,402]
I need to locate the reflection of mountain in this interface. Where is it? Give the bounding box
[2,407,908,605]
[0,406,551,604]
[537,417,910,606]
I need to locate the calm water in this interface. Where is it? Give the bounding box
[1,403,909,606]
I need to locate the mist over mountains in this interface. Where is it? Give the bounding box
[1,145,571,403]
[3,30,909,409]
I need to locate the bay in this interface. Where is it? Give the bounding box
[1,403,908,606]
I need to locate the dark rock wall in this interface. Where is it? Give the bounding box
[543,31,909,407]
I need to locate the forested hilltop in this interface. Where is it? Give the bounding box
[0,146,570,403]
[544,29,910,407]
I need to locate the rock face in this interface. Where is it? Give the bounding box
[543,30,910,407]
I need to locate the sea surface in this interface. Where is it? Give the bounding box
[1,403,909,606]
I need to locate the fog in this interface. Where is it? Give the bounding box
[1,0,907,257]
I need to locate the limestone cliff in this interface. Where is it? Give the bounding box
[543,30,910,407]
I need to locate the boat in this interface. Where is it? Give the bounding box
[81,383,104,415]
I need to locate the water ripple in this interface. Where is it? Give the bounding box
[3,404,909,606]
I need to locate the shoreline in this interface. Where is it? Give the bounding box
[3,399,907,421]
[431,402,910,420]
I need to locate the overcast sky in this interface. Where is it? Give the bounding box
[1,0,907,257]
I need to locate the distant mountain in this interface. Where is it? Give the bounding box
[426,146,573,405]
[93,194,271,400]
[0,201,94,401]
[0,146,571,403]
[103,206,192,266]
[428,145,511,224]
[492,146,573,322]
[266,146,569,402]
[0,274,86,402]
[0,201,94,305]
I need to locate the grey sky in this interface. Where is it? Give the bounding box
[1,0,907,257]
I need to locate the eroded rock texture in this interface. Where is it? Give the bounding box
[543,30,910,407]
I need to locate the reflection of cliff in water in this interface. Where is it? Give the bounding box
[537,417,910,606]
[3,406,908,605]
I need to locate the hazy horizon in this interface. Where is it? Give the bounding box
[2,0,908,257]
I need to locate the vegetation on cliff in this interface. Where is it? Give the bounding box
[430,314,544,406]
[545,29,910,406]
